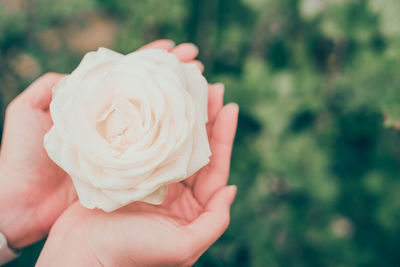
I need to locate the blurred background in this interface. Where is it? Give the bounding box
[1,0,400,266]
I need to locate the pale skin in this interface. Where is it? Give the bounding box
[0,40,239,266]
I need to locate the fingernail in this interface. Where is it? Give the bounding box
[167,40,176,47]
[227,185,237,204]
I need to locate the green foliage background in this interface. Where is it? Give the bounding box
[1,0,400,266]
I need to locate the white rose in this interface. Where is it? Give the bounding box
[44,47,211,212]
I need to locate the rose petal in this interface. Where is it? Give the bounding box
[72,177,121,212]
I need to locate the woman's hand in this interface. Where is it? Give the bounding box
[0,72,76,249]
[36,61,239,266]
[0,39,201,249]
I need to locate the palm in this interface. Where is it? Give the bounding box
[121,175,212,226]
[56,191,200,266]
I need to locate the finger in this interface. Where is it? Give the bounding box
[19,72,65,110]
[191,60,204,72]
[194,103,239,205]
[171,43,199,62]
[138,39,176,51]
[206,83,225,137]
[183,83,224,187]
[184,186,237,261]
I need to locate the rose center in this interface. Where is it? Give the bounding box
[96,97,144,150]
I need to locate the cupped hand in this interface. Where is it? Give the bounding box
[0,72,76,248]
[36,47,239,266]
[0,39,201,249]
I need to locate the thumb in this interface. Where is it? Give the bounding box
[19,72,65,110]
[205,185,237,213]
[184,185,237,258]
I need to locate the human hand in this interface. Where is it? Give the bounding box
[36,48,238,266]
[0,72,76,249]
[0,40,202,249]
